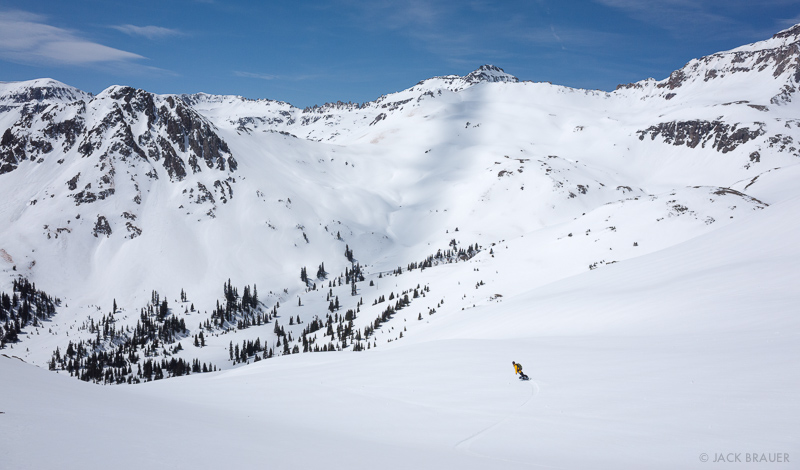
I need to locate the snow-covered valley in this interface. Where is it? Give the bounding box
[1,25,799,469]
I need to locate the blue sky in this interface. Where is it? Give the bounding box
[1,1,799,107]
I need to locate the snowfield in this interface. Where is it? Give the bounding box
[2,28,800,470]
[3,195,798,469]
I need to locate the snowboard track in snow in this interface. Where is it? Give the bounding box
[453,380,544,467]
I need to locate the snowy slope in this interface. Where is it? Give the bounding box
[3,194,798,469]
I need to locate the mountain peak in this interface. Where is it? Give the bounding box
[464,65,519,84]
[97,84,142,99]
[0,78,89,105]
[773,23,800,40]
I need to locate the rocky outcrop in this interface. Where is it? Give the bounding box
[163,95,233,172]
[2,81,235,184]
[92,215,112,238]
[0,79,89,105]
[637,120,765,153]
[616,23,800,103]
[0,80,241,242]
[0,103,86,174]
[463,65,519,85]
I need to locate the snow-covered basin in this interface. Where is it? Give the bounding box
[2,195,799,469]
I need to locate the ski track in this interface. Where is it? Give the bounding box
[454,379,543,467]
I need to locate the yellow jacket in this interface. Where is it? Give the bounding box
[514,363,522,374]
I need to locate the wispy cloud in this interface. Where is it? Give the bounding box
[592,0,736,34]
[234,71,278,80]
[593,0,800,42]
[0,10,144,65]
[348,0,443,30]
[339,1,510,64]
[515,25,608,48]
[233,71,318,81]
[338,1,620,69]
[110,24,184,40]
[777,13,800,29]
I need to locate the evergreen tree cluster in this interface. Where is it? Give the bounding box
[345,263,364,296]
[301,262,330,287]
[33,241,458,386]
[413,243,481,271]
[371,242,481,280]
[289,256,437,355]
[46,280,278,385]
[48,331,220,384]
[47,290,215,385]
[210,279,267,329]
[371,286,426,307]
[140,357,216,382]
[312,309,359,352]
[362,285,427,347]
[50,341,215,384]
[229,337,273,364]
[0,278,60,348]
[316,263,327,279]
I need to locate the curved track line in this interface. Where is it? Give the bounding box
[455,380,539,450]
[453,380,560,468]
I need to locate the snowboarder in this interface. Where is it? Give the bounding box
[512,361,529,380]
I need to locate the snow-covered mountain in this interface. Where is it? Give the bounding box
[1,26,799,469]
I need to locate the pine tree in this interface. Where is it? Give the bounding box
[159,299,168,319]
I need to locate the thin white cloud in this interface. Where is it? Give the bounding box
[593,0,800,41]
[518,25,624,49]
[592,0,735,32]
[339,1,618,68]
[349,0,443,30]
[777,13,800,28]
[111,24,184,40]
[234,71,278,80]
[340,1,507,63]
[0,10,144,65]
[233,71,319,81]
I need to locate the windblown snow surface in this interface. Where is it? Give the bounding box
[1,32,800,469]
